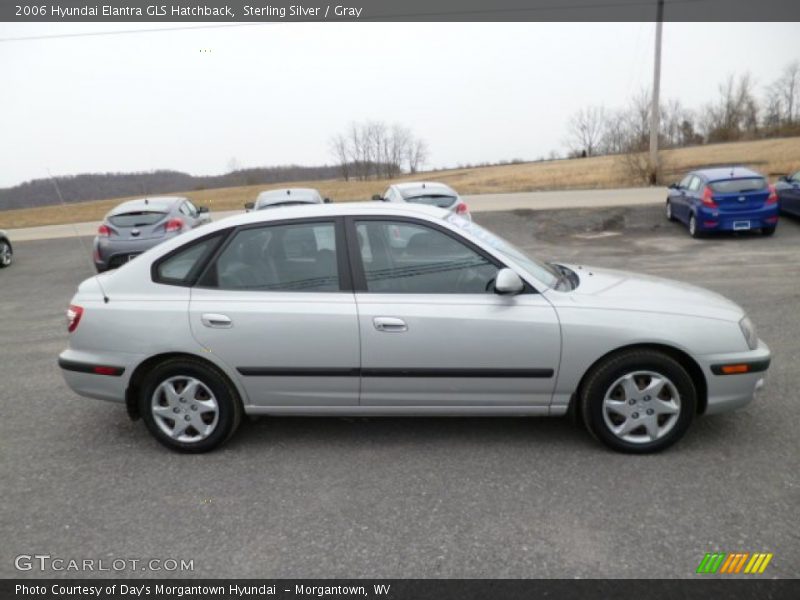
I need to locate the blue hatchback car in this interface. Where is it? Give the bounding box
[665,167,779,238]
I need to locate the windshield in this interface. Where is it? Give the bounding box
[710,178,766,193]
[445,214,560,288]
[108,211,166,227]
[404,194,457,209]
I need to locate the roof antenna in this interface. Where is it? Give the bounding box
[47,169,110,303]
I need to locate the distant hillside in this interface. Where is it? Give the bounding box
[0,165,342,211]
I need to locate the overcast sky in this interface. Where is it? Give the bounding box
[0,22,797,188]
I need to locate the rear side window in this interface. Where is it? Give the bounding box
[200,221,340,292]
[710,178,767,193]
[108,212,165,227]
[403,194,457,209]
[154,234,224,285]
[687,177,702,192]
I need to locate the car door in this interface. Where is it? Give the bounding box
[779,172,800,217]
[685,175,703,217]
[672,175,693,221]
[347,216,561,408]
[188,218,360,407]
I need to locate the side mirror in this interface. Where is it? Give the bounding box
[244,202,255,211]
[198,206,209,214]
[668,182,678,189]
[323,197,332,204]
[494,268,524,295]
[371,194,383,201]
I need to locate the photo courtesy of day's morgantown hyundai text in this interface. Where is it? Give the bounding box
[58,202,770,454]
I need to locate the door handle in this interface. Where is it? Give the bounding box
[373,317,407,332]
[201,313,233,328]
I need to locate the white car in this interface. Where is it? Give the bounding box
[58,203,770,454]
[244,188,328,211]
[374,182,471,220]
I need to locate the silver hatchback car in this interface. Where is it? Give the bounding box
[59,203,770,453]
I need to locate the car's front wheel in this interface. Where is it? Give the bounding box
[139,358,242,452]
[580,349,696,453]
[665,200,674,222]
[0,239,12,268]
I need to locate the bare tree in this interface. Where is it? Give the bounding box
[566,106,606,157]
[329,121,427,181]
[329,134,351,181]
[407,138,428,173]
[778,60,800,124]
[700,73,759,142]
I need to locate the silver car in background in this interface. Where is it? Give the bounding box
[93,196,210,272]
[244,187,329,211]
[60,203,770,454]
[0,230,13,268]
[374,181,471,220]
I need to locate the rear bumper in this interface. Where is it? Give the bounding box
[696,205,779,231]
[93,235,174,270]
[58,348,143,403]
[698,340,771,414]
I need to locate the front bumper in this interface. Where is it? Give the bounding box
[699,340,771,414]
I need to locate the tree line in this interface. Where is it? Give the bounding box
[565,61,800,181]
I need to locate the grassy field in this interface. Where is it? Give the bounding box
[3,137,799,229]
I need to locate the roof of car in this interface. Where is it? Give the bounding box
[108,196,184,216]
[692,167,763,181]
[392,181,457,197]
[216,201,449,231]
[255,188,322,204]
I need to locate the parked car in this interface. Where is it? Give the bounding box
[774,170,800,219]
[59,203,770,454]
[372,182,471,220]
[0,230,13,268]
[665,167,779,238]
[244,188,329,211]
[94,197,210,272]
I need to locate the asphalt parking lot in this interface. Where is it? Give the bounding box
[2,204,798,579]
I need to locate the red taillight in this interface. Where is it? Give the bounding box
[97,224,111,237]
[702,186,718,208]
[93,366,118,376]
[66,305,84,333]
[766,185,778,205]
[456,202,469,215]
[165,218,183,233]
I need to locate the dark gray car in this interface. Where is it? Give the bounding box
[0,230,12,268]
[94,196,210,272]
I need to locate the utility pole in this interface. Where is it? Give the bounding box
[649,0,664,184]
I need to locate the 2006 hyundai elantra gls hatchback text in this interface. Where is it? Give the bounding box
[58,203,770,453]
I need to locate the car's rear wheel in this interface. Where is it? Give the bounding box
[0,240,12,267]
[139,358,242,453]
[688,214,702,238]
[665,200,674,222]
[761,226,776,236]
[580,349,696,453]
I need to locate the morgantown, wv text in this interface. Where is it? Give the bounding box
[16,583,392,598]
[20,4,365,18]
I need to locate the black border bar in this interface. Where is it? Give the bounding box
[3,579,799,600]
[3,0,799,23]
[710,359,771,375]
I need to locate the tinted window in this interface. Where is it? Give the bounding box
[203,222,339,291]
[710,178,767,193]
[155,234,222,284]
[355,220,496,294]
[403,194,457,209]
[108,211,166,227]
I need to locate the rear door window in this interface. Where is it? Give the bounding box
[687,176,702,192]
[154,233,225,285]
[710,178,767,193]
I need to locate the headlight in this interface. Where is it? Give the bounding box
[739,316,758,350]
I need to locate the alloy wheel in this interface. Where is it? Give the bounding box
[151,376,219,443]
[0,242,11,266]
[602,371,681,444]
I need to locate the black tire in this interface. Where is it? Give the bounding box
[580,349,696,454]
[761,226,776,237]
[665,200,675,222]
[139,357,242,453]
[688,214,703,238]
[0,239,12,268]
